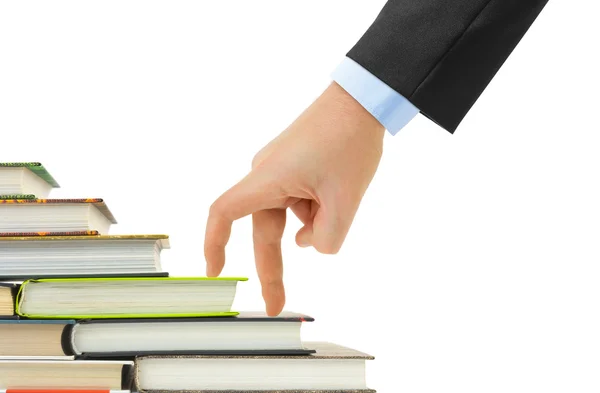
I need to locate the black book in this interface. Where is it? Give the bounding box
[74,311,315,359]
[0,312,315,359]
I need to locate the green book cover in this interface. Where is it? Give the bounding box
[15,277,248,319]
[0,194,36,200]
[0,162,60,187]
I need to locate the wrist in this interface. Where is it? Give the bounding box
[322,82,386,141]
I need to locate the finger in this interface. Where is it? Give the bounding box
[295,223,313,248]
[205,171,284,277]
[310,194,356,254]
[293,199,318,247]
[253,208,286,316]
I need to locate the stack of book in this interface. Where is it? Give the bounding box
[0,162,375,392]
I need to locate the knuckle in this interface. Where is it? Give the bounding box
[209,200,224,217]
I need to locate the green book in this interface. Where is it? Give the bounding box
[16,277,248,319]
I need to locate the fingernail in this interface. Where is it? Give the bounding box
[298,242,311,248]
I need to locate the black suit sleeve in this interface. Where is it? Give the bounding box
[347,0,549,133]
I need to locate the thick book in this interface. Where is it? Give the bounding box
[0,312,315,359]
[0,198,117,234]
[73,312,315,358]
[135,342,376,392]
[0,319,75,360]
[0,235,169,279]
[0,284,16,319]
[0,360,133,391]
[0,162,59,199]
[16,277,247,319]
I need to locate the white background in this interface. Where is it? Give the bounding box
[1,1,599,391]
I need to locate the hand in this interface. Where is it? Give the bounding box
[204,82,385,316]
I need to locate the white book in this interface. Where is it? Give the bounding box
[0,198,116,234]
[0,162,59,198]
[0,235,168,279]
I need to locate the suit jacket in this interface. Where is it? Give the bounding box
[347,0,549,133]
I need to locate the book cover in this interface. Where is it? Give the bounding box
[78,311,314,324]
[15,277,247,319]
[0,162,60,188]
[0,231,99,238]
[0,234,167,244]
[0,198,117,224]
[0,272,169,281]
[0,195,36,200]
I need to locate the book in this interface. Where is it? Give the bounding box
[0,284,15,319]
[0,312,315,359]
[134,342,375,392]
[72,312,315,358]
[0,198,116,234]
[16,277,248,319]
[0,319,75,360]
[0,360,133,391]
[0,162,59,199]
[0,230,99,237]
[0,235,169,279]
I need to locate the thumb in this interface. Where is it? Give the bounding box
[295,198,353,254]
[295,223,314,248]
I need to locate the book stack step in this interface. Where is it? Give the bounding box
[0,162,375,392]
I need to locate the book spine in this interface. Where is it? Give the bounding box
[61,324,76,356]
[122,364,135,391]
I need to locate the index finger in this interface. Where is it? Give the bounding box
[204,172,282,277]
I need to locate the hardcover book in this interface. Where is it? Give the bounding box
[0,162,59,199]
[0,235,169,279]
[0,319,76,360]
[72,312,315,358]
[0,360,133,391]
[0,312,315,359]
[0,198,117,234]
[135,342,376,392]
[16,277,247,319]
